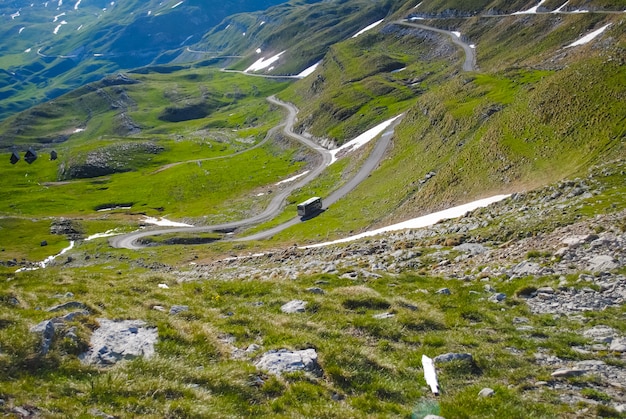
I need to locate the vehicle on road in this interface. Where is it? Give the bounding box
[297,197,322,217]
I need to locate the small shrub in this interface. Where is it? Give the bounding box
[581,388,611,402]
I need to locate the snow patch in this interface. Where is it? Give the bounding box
[566,24,611,47]
[171,1,183,8]
[451,31,461,38]
[552,1,569,13]
[296,61,320,78]
[74,0,81,10]
[513,0,547,14]
[304,195,511,248]
[11,11,21,19]
[256,48,262,54]
[24,47,31,53]
[20,27,27,34]
[53,21,68,35]
[329,115,402,164]
[142,216,193,227]
[275,170,310,185]
[53,12,65,22]
[85,230,120,241]
[244,51,285,73]
[16,241,75,272]
[352,19,384,38]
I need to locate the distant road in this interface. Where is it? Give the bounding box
[394,20,477,72]
[110,96,332,249]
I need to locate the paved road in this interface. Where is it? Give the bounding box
[111,19,475,249]
[394,20,477,72]
[110,96,332,249]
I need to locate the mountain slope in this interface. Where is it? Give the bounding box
[0,0,287,121]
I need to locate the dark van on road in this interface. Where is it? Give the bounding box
[297,197,322,217]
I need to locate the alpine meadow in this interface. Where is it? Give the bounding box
[1,0,625,417]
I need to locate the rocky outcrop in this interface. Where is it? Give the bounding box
[79,319,158,366]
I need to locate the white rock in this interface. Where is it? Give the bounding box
[281,300,307,313]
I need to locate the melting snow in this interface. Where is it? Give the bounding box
[53,21,68,35]
[303,195,511,248]
[275,170,310,185]
[85,230,120,241]
[171,1,183,8]
[566,23,611,47]
[329,115,402,164]
[296,61,320,78]
[452,31,461,38]
[244,51,285,73]
[414,1,423,8]
[142,216,193,227]
[552,1,569,13]
[256,48,262,53]
[74,0,81,10]
[352,19,384,38]
[16,241,75,272]
[11,11,21,19]
[53,12,66,22]
[24,47,31,53]
[513,0,547,14]
[20,27,26,34]
[77,24,83,31]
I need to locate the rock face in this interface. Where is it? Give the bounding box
[255,349,322,376]
[434,352,473,364]
[80,319,158,366]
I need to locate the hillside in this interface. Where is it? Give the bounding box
[0,0,287,121]
[0,0,625,417]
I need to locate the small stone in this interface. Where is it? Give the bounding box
[169,305,189,315]
[373,312,395,319]
[152,305,166,312]
[436,288,451,295]
[281,300,307,313]
[484,284,496,293]
[488,293,506,303]
[478,388,495,398]
[536,287,555,294]
[513,317,529,324]
[434,352,473,364]
[40,240,48,247]
[246,344,261,353]
[306,287,325,295]
[551,368,586,378]
[46,301,87,312]
[609,338,626,352]
[424,416,446,419]
[534,381,549,387]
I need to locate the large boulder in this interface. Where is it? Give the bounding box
[80,319,157,366]
[255,349,322,376]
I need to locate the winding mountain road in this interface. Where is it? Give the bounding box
[110,96,333,249]
[110,19,476,249]
[394,20,477,72]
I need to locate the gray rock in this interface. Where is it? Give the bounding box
[454,243,488,255]
[306,287,325,295]
[609,338,626,352]
[46,301,87,312]
[478,388,495,398]
[281,300,307,313]
[246,344,261,353]
[583,325,616,343]
[30,320,55,355]
[488,293,506,303]
[80,319,158,366]
[424,416,446,419]
[587,255,618,272]
[551,368,586,378]
[536,287,555,294]
[90,408,116,419]
[513,317,529,324]
[511,261,542,276]
[255,348,321,376]
[436,288,451,295]
[434,352,473,364]
[169,305,189,315]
